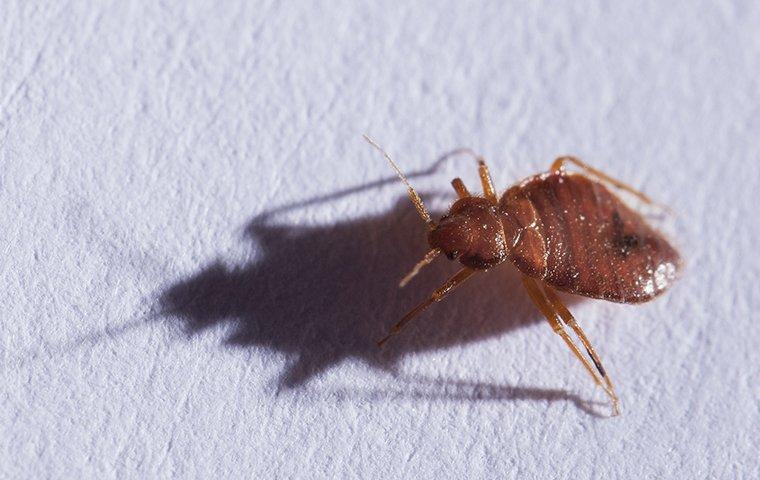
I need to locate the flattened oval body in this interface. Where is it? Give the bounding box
[499,172,681,303]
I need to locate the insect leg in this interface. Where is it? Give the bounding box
[438,147,497,203]
[378,267,476,347]
[399,249,441,288]
[541,285,620,413]
[451,178,470,199]
[521,275,620,415]
[478,160,498,204]
[551,156,664,209]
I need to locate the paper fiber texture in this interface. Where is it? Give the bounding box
[1,1,757,478]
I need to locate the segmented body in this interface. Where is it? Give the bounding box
[499,172,681,303]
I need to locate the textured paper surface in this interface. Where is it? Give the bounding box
[2,1,758,478]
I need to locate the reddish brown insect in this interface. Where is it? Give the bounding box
[364,135,682,416]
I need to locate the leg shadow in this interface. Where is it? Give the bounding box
[159,198,545,390]
[328,373,608,418]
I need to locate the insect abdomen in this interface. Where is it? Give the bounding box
[499,172,681,303]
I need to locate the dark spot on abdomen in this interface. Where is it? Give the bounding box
[611,211,641,258]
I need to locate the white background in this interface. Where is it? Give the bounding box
[2,1,758,478]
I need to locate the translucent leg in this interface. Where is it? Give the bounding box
[478,161,497,204]
[378,268,476,347]
[542,285,619,411]
[439,147,497,204]
[551,155,662,209]
[521,275,621,415]
[451,178,470,199]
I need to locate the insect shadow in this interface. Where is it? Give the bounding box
[159,189,589,409]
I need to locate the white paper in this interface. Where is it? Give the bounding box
[2,1,757,478]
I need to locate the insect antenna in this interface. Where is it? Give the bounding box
[363,134,433,228]
[399,248,441,288]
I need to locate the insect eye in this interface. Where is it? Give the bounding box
[446,250,459,260]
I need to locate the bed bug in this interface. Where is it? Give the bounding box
[363,134,681,416]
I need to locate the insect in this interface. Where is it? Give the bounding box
[364,134,681,416]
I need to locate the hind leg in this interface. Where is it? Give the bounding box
[521,275,620,415]
[551,155,664,209]
[541,285,618,406]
